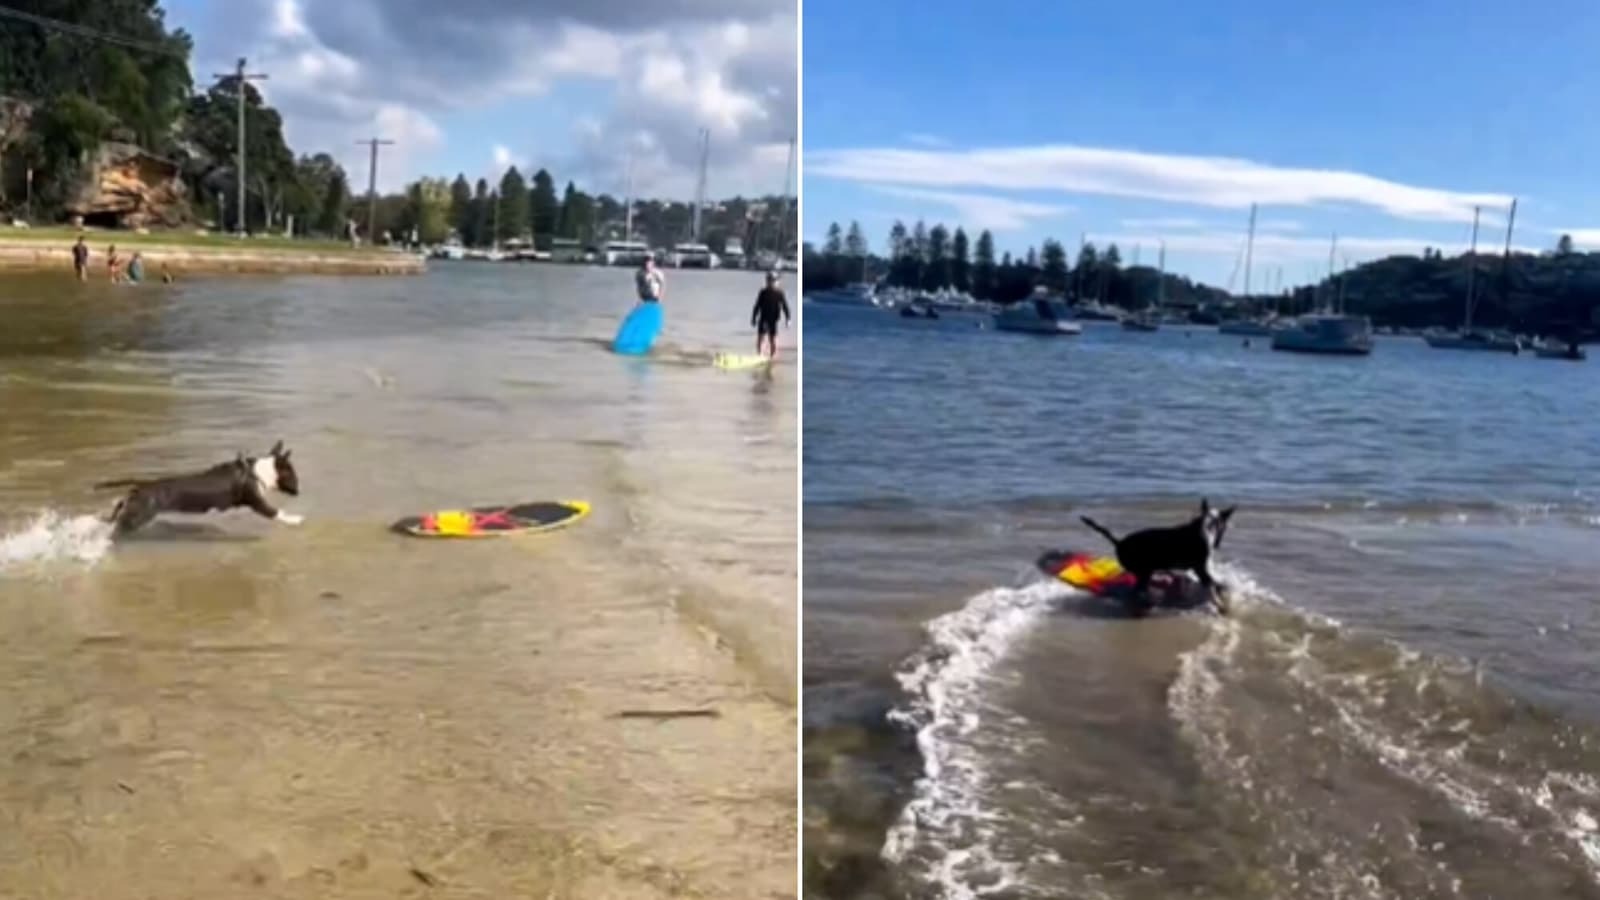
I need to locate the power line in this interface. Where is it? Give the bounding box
[0,4,186,58]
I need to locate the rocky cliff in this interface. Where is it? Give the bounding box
[63,142,191,228]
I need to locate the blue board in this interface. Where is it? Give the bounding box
[613,302,664,355]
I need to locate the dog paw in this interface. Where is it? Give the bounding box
[277,512,304,526]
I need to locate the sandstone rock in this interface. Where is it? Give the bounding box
[63,142,192,229]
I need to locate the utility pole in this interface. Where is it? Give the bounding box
[356,137,394,243]
[215,58,266,235]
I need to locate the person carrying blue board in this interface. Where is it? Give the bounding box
[751,270,790,359]
[613,252,667,355]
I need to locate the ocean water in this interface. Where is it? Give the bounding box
[0,264,797,898]
[804,303,1600,900]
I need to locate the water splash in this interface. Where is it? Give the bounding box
[0,511,115,571]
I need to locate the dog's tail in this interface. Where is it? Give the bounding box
[1080,516,1119,547]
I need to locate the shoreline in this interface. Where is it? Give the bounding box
[0,239,426,276]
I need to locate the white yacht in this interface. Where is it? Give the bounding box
[806,282,880,307]
[1270,313,1374,355]
[602,240,652,267]
[994,295,1083,335]
[671,242,716,268]
[722,237,746,269]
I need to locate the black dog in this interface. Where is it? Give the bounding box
[97,441,302,536]
[1081,498,1235,616]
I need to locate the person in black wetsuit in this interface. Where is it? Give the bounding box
[751,271,790,358]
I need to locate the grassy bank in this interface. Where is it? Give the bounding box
[0,226,425,275]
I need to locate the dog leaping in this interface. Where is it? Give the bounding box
[97,441,303,536]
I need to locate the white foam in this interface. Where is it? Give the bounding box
[0,511,115,571]
[881,579,1069,899]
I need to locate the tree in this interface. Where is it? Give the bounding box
[1041,238,1068,291]
[284,153,344,235]
[1104,243,1122,270]
[529,168,559,241]
[496,166,528,242]
[450,174,472,241]
[470,178,492,247]
[926,224,950,290]
[1558,234,1575,256]
[951,227,971,293]
[888,220,908,260]
[973,230,996,299]
[405,177,451,244]
[0,1,193,151]
[845,220,868,258]
[317,170,348,236]
[185,75,296,232]
[1026,246,1039,269]
[560,186,596,244]
[824,222,844,255]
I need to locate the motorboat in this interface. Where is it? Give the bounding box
[994,296,1083,335]
[1533,338,1587,361]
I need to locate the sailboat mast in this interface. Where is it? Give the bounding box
[1464,205,1481,331]
[778,134,796,258]
[692,128,709,242]
[1157,242,1166,307]
[1243,203,1257,299]
[623,147,635,243]
[1325,233,1337,312]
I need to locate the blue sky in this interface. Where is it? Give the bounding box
[802,0,1600,288]
[161,0,796,201]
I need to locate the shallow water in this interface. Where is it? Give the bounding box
[0,264,796,898]
[804,304,1600,900]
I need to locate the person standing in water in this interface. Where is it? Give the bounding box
[71,236,89,281]
[126,252,145,284]
[106,244,122,283]
[751,271,790,359]
[635,252,665,304]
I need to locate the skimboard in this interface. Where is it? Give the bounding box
[1035,548,1215,612]
[613,302,664,355]
[713,352,773,370]
[393,500,591,538]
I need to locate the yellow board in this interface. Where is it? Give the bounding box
[1058,555,1126,590]
[713,353,773,370]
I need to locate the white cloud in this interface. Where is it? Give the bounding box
[1549,228,1600,249]
[192,0,793,197]
[903,133,949,148]
[1119,216,1208,230]
[810,143,1514,225]
[869,186,1069,232]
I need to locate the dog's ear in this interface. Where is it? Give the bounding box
[1199,497,1211,517]
[1219,506,1236,522]
[270,440,284,457]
